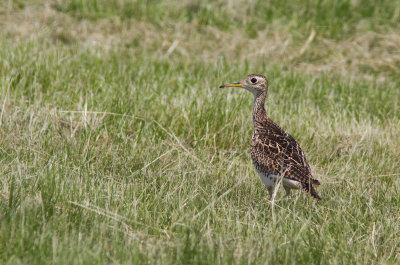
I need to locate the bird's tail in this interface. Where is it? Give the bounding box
[302,183,322,200]
[310,178,321,185]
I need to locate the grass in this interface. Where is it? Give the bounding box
[1,0,400,264]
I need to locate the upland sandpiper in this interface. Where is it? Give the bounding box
[220,74,321,200]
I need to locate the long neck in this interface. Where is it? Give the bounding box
[252,91,267,126]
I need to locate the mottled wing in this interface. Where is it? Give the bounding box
[250,119,320,186]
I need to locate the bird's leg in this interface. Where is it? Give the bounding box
[284,186,291,197]
[267,187,273,198]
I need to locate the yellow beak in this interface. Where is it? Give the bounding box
[219,82,243,88]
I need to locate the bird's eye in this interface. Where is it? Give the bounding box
[251,78,257,83]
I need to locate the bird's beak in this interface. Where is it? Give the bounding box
[219,82,243,88]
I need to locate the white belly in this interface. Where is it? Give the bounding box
[256,170,301,190]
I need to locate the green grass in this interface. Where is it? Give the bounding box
[1,0,400,264]
[55,0,400,38]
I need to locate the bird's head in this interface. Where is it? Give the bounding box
[219,74,268,95]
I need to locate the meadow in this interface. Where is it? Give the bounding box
[1,0,400,264]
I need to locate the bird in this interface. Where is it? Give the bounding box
[219,74,321,200]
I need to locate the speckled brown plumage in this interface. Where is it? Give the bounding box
[220,74,321,200]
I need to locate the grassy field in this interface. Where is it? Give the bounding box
[1,0,400,264]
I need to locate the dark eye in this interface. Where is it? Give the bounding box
[251,78,257,83]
